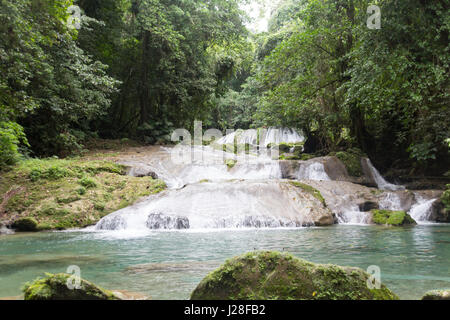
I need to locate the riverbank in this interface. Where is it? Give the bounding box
[0,139,166,231]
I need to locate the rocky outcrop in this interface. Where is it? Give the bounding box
[421,289,450,300]
[429,200,450,223]
[190,251,398,300]
[279,156,377,187]
[358,201,379,212]
[11,217,38,232]
[23,273,120,300]
[146,213,190,229]
[125,165,158,179]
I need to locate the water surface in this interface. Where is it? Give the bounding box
[1,224,449,299]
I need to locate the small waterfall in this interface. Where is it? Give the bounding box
[363,158,404,191]
[409,196,437,224]
[297,162,330,181]
[131,146,282,189]
[379,193,403,210]
[216,127,304,147]
[336,204,371,225]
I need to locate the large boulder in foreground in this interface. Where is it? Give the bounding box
[23,273,120,300]
[190,251,398,300]
[421,289,450,300]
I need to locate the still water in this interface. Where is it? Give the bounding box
[1,224,449,299]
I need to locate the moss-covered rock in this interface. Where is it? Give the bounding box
[0,157,166,231]
[421,289,450,300]
[23,273,120,300]
[289,181,326,207]
[225,159,237,169]
[191,251,398,300]
[12,217,38,232]
[440,184,450,214]
[371,209,416,226]
[332,148,365,177]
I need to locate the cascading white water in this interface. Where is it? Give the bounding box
[95,180,324,231]
[362,158,404,191]
[95,139,437,233]
[122,145,282,189]
[216,127,304,147]
[336,205,371,225]
[297,162,330,181]
[379,192,403,210]
[409,196,437,224]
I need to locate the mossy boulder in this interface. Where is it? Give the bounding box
[371,210,416,226]
[190,251,398,300]
[332,148,365,177]
[23,273,120,300]
[12,217,38,232]
[421,289,450,300]
[225,159,237,169]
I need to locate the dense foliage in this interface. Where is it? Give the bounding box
[0,0,448,175]
[249,0,450,173]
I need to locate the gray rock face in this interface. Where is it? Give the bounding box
[430,200,450,223]
[146,213,190,229]
[96,215,127,230]
[123,164,158,179]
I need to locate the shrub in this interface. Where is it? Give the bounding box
[78,177,97,188]
[0,121,28,168]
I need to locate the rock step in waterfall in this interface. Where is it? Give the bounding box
[95,128,442,231]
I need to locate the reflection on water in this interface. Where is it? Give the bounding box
[0,225,449,300]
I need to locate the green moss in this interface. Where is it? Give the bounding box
[94,202,105,211]
[191,251,398,300]
[1,157,166,231]
[23,273,120,300]
[372,209,416,226]
[78,177,97,188]
[288,181,326,207]
[56,195,81,204]
[333,148,365,177]
[225,159,237,169]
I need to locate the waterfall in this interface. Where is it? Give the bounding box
[363,158,404,191]
[379,193,403,210]
[95,180,323,231]
[409,196,437,224]
[297,162,330,181]
[336,203,371,225]
[216,127,304,147]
